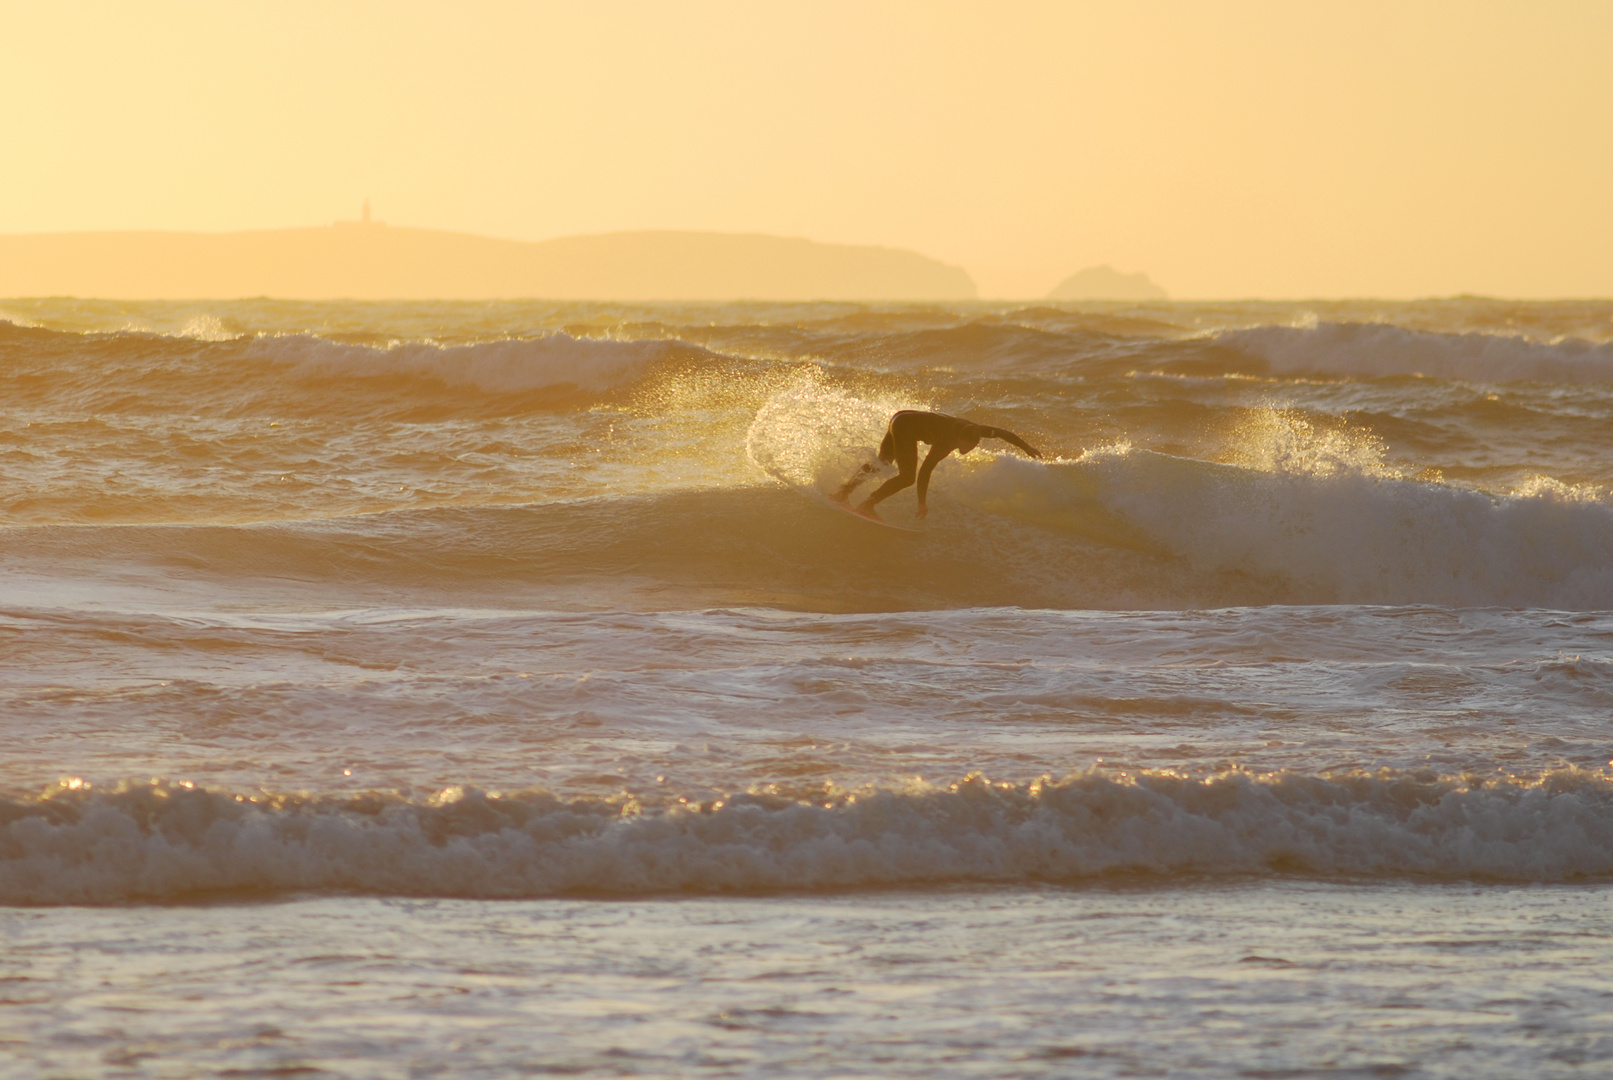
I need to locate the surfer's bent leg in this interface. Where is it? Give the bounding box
[832,425,899,503]
[832,462,880,503]
[857,436,918,512]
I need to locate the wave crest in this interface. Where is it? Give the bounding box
[6,769,1613,903]
[1222,321,1613,383]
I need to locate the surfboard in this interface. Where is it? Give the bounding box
[824,496,924,533]
[763,465,924,533]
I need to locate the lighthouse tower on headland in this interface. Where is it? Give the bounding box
[338,199,384,228]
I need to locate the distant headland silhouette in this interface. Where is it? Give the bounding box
[1047,265,1167,301]
[0,220,977,301]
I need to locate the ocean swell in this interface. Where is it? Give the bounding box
[1223,321,1613,383]
[244,331,689,394]
[1,321,716,409]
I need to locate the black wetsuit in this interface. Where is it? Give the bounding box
[836,410,1041,518]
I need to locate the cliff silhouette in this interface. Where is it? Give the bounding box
[0,226,977,301]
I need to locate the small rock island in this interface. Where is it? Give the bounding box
[1046,265,1167,301]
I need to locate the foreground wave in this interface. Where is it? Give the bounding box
[7,769,1613,903]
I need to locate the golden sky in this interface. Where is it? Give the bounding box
[6,1,1611,299]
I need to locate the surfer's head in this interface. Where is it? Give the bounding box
[956,428,981,455]
[877,429,896,464]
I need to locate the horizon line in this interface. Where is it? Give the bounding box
[2,224,1603,303]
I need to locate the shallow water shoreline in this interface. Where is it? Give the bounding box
[7,883,1611,1078]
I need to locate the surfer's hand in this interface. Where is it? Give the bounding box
[916,504,928,519]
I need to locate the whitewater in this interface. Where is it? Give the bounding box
[5,297,1613,1077]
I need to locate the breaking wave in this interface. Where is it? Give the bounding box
[6,769,1613,903]
[11,443,1613,612]
[741,380,1613,609]
[951,447,1613,608]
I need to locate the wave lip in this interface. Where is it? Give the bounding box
[5,769,1613,904]
[1223,321,1613,383]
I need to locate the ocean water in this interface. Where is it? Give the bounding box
[4,297,1613,1076]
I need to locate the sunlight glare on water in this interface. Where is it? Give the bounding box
[5,298,1613,1076]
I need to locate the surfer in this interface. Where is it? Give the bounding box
[832,410,1041,520]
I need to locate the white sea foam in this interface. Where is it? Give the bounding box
[243,333,680,393]
[177,314,238,342]
[951,446,1613,608]
[4,769,1612,903]
[1223,322,1613,383]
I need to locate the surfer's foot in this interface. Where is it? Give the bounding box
[854,499,882,521]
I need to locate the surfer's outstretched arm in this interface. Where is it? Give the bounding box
[913,444,953,518]
[982,427,1042,458]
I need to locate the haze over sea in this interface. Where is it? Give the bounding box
[5,297,1613,1077]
